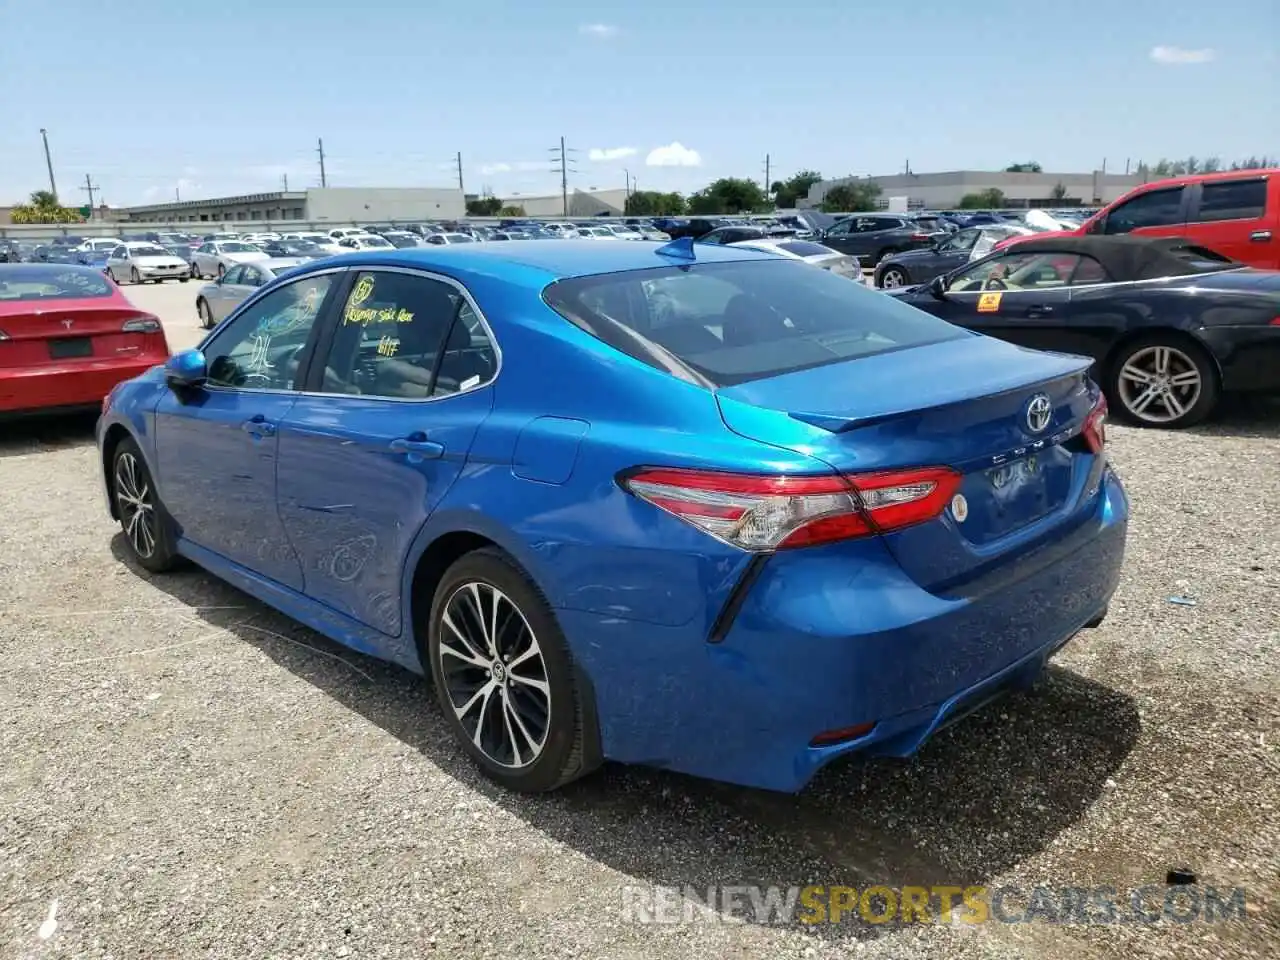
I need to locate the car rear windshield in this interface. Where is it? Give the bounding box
[542,259,967,386]
[778,241,837,257]
[0,266,113,300]
[1165,244,1239,272]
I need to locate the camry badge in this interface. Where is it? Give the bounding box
[1025,393,1052,434]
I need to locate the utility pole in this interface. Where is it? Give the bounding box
[549,136,577,216]
[282,173,289,191]
[455,151,464,194]
[317,138,328,188]
[81,174,99,218]
[39,128,58,202]
[763,154,770,196]
[175,185,180,203]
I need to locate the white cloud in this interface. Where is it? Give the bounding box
[1150,45,1215,65]
[479,160,548,176]
[579,24,619,39]
[588,146,637,162]
[480,162,512,175]
[645,142,702,167]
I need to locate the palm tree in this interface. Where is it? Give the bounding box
[29,189,59,211]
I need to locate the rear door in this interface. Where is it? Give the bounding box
[275,268,498,634]
[1184,174,1277,268]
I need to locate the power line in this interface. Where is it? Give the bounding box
[80,174,99,215]
[317,138,328,188]
[549,136,578,216]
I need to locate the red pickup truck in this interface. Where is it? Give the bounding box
[997,169,1280,269]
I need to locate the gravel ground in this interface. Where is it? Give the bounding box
[0,282,1277,959]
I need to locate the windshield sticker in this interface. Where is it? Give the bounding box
[977,292,1003,313]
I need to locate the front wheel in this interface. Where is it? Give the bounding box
[1107,336,1219,429]
[111,437,179,573]
[196,298,214,329]
[878,266,909,288]
[428,548,593,792]
[106,268,118,284]
[130,267,141,285]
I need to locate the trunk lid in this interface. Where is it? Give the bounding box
[0,301,167,369]
[715,335,1102,591]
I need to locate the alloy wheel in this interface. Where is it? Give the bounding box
[1116,345,1203,425]
[880,268,906,288]
[115,452,157,559]
[438,581,550,768]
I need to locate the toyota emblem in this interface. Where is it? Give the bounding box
[61,319,74,329]
[1025,393,1052,434]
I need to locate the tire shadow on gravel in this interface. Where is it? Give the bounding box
[115,535,1141,943]
[1188,395,1280,439]
[0,411,98,459]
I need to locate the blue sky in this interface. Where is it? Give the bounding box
[2,0,1276,207]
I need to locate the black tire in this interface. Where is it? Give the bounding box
[196,298,214,328]
[130,267,141,285]
[190,262,200,279]
[106,268,118,284]
[111,437,180,573]
[179,276,189,283]
[874,247,900,265]
[878,265,910,289]
[428,547,592,792]
[1106,334,1219,429]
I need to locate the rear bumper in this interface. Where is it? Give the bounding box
[0,360,160,416]
[559,468,1129,792]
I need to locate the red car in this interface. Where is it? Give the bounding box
[0,263,169,419]
[995,168,1280,268]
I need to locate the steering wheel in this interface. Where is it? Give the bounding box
[983,278,1008,291]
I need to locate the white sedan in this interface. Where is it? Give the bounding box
[335,234,396,252]
[105,242,191,284]
[730,238,863,280]
[190,240,270,279]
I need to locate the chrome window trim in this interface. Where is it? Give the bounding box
[199,263,504,406]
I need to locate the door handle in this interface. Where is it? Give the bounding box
[1027,305,1054,317]
[1249,230,1272,242]
[389,432,444,459]
[241,414,276,437]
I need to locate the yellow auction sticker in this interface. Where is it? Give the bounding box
[977,292,1003,313]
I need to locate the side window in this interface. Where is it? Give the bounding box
[943,229,980,252]
[1103,187,1185,234]
[949,252,1079,292]
[204,274,333,391]
[315,271,465,398]
[222,265,245,285]
[434,301,498,396]
[1194,178,1267,223]
[1069,256,1111,285]
[827,220,851,237]
[241,266,263,287]
[110,246,126,259]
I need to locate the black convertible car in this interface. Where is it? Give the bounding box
[888,235,1280,428]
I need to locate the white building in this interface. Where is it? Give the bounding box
[805,170,1148,210]
[501,188,629,217]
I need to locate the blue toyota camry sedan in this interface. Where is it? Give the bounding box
[97,239,1128,792]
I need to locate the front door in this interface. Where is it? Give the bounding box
[276,268,499,635]
[155,269,341,588]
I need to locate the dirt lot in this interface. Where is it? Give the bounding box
[1,280,1277,959]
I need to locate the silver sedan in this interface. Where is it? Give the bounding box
[194,257,309,328]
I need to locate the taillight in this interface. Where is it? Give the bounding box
[1269,316,1280,326]
[620,465,961,552]
[910,233,932,241]
[122,316,162,333]
[1082,395,1108,455]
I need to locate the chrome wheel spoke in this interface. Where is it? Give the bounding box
[1170,370,1199,387]
[1120,363,1153,385]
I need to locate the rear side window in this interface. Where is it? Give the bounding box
[1194,178,1267,223]
[1163,244,1238,272]
[1103,186,1185,233]
[542,260,967,387]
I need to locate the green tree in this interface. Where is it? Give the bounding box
[10,189,83,224]
[497,204,526,217]
[958,188,1006,209]
[771,170,823,208]
[686,178,768,215]
[819,180,882,213]
[1005,162,1043,173]
[466,197,502,216]
[625,190,686,216]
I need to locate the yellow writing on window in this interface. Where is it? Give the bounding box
[376,336,400,357]
[344,305,415,326]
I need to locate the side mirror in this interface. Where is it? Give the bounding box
[928,275,948,300]
[164,349,208,389]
